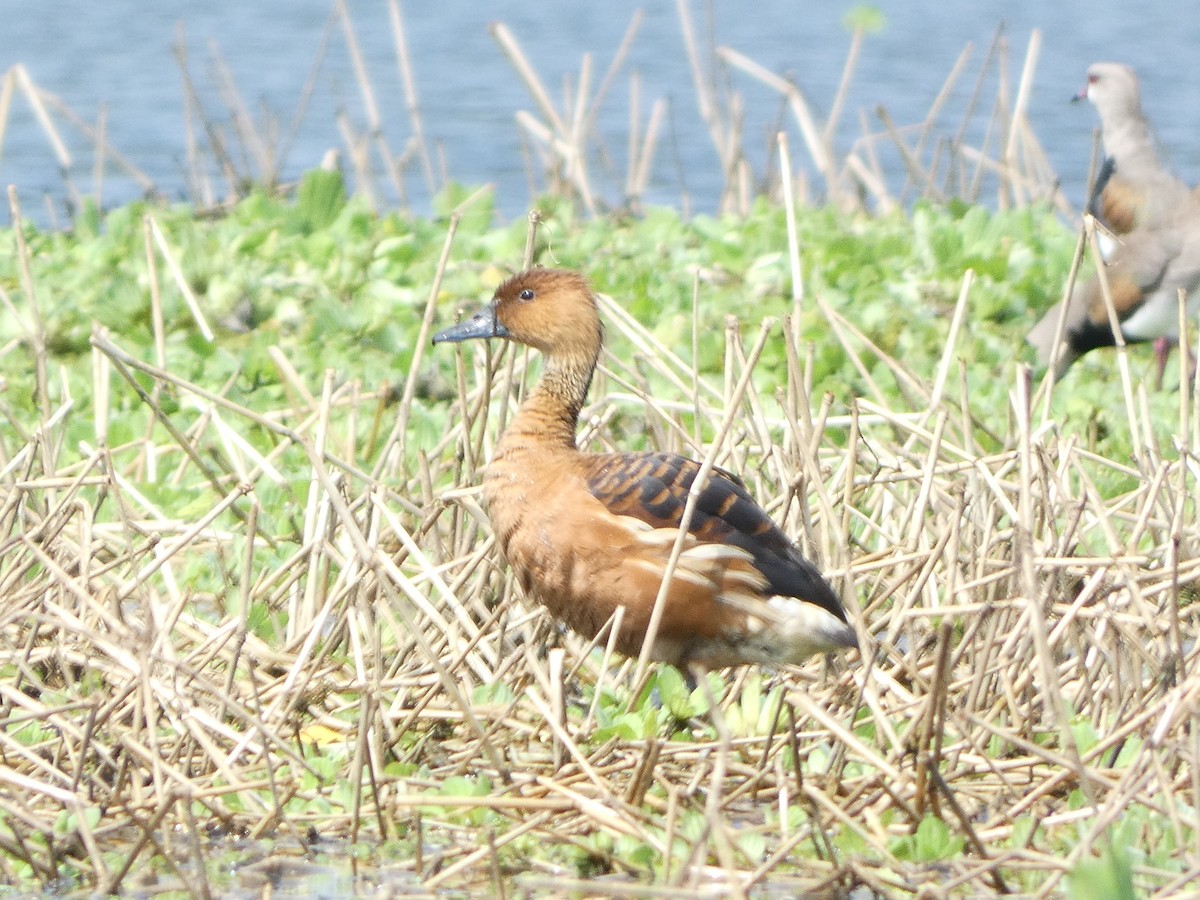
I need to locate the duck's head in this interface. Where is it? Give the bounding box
[433,268,603,358]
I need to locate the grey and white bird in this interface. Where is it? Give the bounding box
[1028,219,1200,377]
[1029,63,1200,381]
[1077,62,1189,257]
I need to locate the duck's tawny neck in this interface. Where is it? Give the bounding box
[505,349,598,451]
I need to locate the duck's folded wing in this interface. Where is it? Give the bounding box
[578,452,846,620]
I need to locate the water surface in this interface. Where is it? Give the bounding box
[1,1,1198,221]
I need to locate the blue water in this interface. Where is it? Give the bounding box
[2,1,1199,224]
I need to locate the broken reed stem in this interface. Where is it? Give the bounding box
[1086,217,1144,462]
[387,0,436,193]
[8,187,49,427]
[1035,220,1089,419]
[11,65,72,168]
[629,317,778,699]
[334,0,400,196]
[675,0,728,171]
[1002,29,1041,209]
[914,44,971,168]
[396,198,463,462]
[823,26,862,154]
[778,130,804,331]
[582,10,643,142]
[142,216,167,380]
[147,214,213,341]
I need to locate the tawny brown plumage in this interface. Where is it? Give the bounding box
[433,268,857,670]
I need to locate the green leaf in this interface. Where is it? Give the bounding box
[440,775,492,798]
[890,815,964,862]
[296,168,348,233]
[842,5,886,33]
[737,830,767,863]
[653,666,695,719]
[1069,843,1137,900]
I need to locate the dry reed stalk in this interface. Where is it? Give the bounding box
[147,214,214,341]
[822,22,864,155]
[208,41,275,185]
[677,1,738,199]
[718,47,832,202]
[333,0,399,198]
[777,132,803,323]
[629,317,776,694]
[625,81,666,206]
[0,68,15,165]
[386,0,435,194]
[491,22,608,214]
[1002,30,1042,209]
[876,108,944,203]
[174,31,242,202]
[7,189,49,429]
[1035,221,1090,412]
[336,109,377,208]
[393,187,492,462]
[913,45,972,175]
[6,65,71,170]
[172,28,211,207]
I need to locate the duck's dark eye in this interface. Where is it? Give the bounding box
[518,289,535,301]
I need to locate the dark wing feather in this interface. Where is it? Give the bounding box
[579,452,846,621]
[1088,157,1140,236]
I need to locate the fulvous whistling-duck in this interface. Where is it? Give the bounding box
[433,268,858,670]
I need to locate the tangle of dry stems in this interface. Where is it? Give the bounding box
[1,243,1199,896]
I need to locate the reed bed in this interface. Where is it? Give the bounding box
[474,14,1065,219]
[0,5,1195,898]
[1,185,1199,895]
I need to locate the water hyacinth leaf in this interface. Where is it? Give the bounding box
[296,168,348,233]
